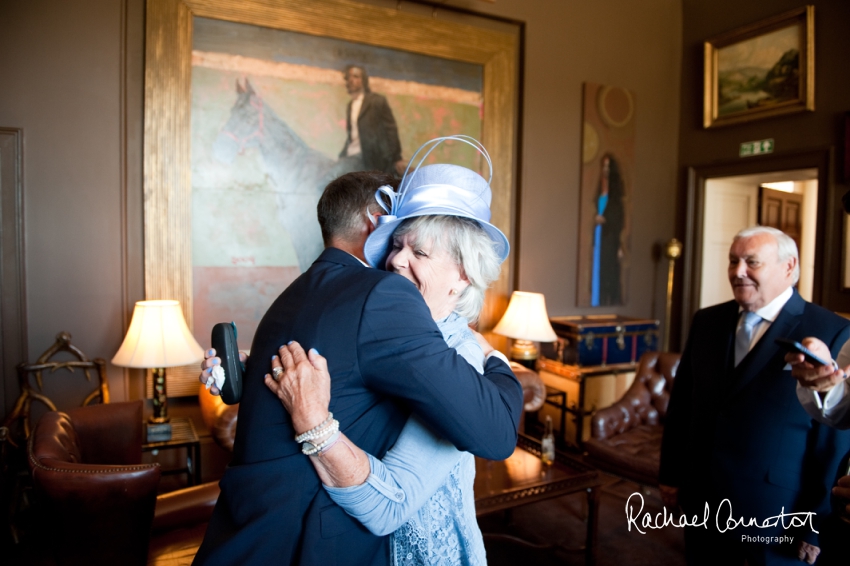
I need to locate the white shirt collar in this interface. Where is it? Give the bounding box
[343,251,370,267]
[739,286,793,322]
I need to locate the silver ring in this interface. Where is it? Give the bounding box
[272,366,283,381]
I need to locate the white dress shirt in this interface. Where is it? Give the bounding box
[796,338,850,429]
[736,286,793,354]
[346,93,364,157]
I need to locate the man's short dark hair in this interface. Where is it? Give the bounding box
[317,171,397,245]
[343,64,371,93]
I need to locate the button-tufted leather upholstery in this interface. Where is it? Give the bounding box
[28,400,220,566]
[584,352,680,486]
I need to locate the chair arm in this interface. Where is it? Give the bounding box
[199,384,238,452]
[152,481,221,533]
[510,362,546,413]
[212,405,238,452]
[589,384,654,441]
[590,403,632,441]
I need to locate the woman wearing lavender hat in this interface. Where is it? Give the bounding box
[266,136,509,566]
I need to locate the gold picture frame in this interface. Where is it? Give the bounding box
[143,0,519,390]
[703,5,814,129]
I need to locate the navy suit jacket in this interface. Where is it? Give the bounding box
[660,292,850,546]
[194,248,523,566]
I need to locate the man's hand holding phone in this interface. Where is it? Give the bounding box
[783,337,847,393]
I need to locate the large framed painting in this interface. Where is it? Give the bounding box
[703,5,814,129]
[144,0,519,393]
[577,83,635,308]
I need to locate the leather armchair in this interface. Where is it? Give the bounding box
[28,400,220,566]
[199,361,547,452]
[583,352,680,486]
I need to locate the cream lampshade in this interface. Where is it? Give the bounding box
[113,300,203,428]
[493,291,558,367]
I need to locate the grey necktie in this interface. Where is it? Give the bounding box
[734,311,762,366]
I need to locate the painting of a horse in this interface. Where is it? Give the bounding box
[212,79,359,272]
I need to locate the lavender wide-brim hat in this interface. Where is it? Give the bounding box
[364,136,510,269]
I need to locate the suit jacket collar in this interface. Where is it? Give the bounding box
[729,290,803,394]
[315,246,371,269]
[357,92,374,120]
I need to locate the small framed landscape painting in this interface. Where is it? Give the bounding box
[703,6,814,129]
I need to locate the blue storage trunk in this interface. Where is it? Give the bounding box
[540,315,659,367]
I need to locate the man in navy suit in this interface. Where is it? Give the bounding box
[659,226,850,566]
[193,171,523,565]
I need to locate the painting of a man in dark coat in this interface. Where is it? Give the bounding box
[339,65,406,176]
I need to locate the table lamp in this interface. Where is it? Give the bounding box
[113,300,203,441]
[493,291,558,369]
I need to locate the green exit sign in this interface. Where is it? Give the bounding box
[739,138,774,157]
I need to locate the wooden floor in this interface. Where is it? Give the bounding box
[4,473,685,566]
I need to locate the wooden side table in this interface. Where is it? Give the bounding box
[142,417,201,486]
[475,435,605,565]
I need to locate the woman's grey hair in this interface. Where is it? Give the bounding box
[733,225,800,285]
[393,215,502,322]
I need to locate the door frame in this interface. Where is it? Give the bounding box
[681,148,838,348]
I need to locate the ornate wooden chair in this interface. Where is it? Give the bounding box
[3,331,109,445]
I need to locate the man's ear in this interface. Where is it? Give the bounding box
[366,213,381,235]
[787,256,798,277]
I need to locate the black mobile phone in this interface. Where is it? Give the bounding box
[774,338,830,367]
[211,322,243,405]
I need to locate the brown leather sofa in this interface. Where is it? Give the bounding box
[28,400,220,566]
[199,360,547,452]
[583,352,680,486]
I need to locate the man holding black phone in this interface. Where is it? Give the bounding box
[660,226,850,566]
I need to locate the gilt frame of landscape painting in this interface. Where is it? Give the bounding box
[703,5,814,129]
[143,0,519,394]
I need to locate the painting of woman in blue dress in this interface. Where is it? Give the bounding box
[591,153,625,306]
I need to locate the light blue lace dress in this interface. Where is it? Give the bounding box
[324,312,487,566]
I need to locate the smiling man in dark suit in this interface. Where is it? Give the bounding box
[193,170,523,566]
[659,225,850,566]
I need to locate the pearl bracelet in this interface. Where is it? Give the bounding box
[298,419,339,450]
[294,412,333,443]
[300,419,339,445]
[302,430,341,456]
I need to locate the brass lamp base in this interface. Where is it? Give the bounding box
[149,367,170,424]
[147,367,172,441]
[510,339,538,370]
